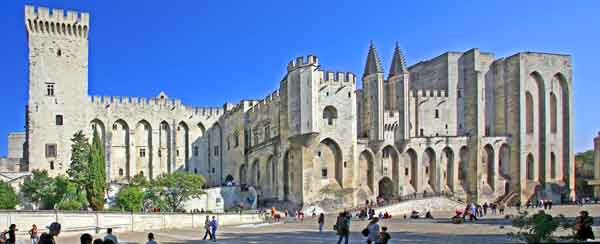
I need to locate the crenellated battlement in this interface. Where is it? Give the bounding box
[88,96,224,117]
[248,89,281,114]
[321,70,356,84]
[409,89,448,98]
[287,55,319,72]
[25,5,89,39]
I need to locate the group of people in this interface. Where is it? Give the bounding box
[1,222,61,244]
[201,216,219,242]
[328,211,391,244]
[525,199,554,209]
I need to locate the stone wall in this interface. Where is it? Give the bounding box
[375,197,464,215]
[0,211,264,238]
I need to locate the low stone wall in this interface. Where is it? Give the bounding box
[0,211,264,237]
[375,197,464,215]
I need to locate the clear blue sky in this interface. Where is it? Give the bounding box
[0,0,598,156]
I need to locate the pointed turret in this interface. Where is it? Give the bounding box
[363,41,384,77]
[389,42,407,78]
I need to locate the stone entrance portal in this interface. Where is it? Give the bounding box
[378,177,395,200]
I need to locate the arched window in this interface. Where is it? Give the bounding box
[550,92,557,133]
[525,92,534,134]
[323,106,338,125]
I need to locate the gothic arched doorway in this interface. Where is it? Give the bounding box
[378,177,395,200]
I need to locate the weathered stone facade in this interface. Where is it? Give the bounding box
[8,5,575,208]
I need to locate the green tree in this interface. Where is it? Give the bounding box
[155,172,205,211]
[117,185,144,212]
[21,170,55,209]
[56,199,84,210]
[0,181,18,209]
[508,210,575,243]
[143,181,167,210]
[67,130,90,194]
[86,128,106,210]
[53,175,86,209]
[130,173,149,188]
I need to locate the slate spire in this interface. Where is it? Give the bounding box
[363,41,384,77]
[389,42,407,77]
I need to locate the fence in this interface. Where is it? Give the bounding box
[0,210,265,237]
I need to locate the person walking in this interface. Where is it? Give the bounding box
[103,228,118,244]
[482,202,488,216]
[209,216,218,242]
[365,217,380,244]
[202,216,213,240]
[6,224,16,244]
[318,213,325,233]
[146,233,158,244]
[29,224,40,244]
[335,212,350,244]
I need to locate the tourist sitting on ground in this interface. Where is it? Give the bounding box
[104,228,118,244]
[376,226,391,244]
[0,230,7,244]
[378,212,384,220]
[425,211,434,219]
[452,210,464,224]
[80,233,93,244]
[574,210,595,241]
[383,212,391,219]
[146,233,158,244]
[410,210,420,219]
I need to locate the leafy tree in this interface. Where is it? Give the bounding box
[0,181,18,209]
[155,172,205,211]
[117,185,144,212]
[508,210,575,243]
[130,173,149,188]
[67,130,90,193]
[86,129,106,210]
[21,170,55,209]
[56,199,83,210]
[142,181,167,211]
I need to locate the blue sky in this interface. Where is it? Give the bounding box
[0,0,598,156]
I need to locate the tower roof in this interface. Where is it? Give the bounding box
[363,41,384,77]
[389,42,407,77]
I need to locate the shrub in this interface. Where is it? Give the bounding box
[117,185,144,212]
[56,199,84,210]
[508,210,575,243]
[0,182,18,209]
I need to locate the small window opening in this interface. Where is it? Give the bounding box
[55,115,63,125]
[321,168,328,178]
[46,83,55,96]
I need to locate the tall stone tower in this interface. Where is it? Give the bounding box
[24,6,89,175]
[286,55,320,140]
[388,42,410,141]
[362,42,385,144]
